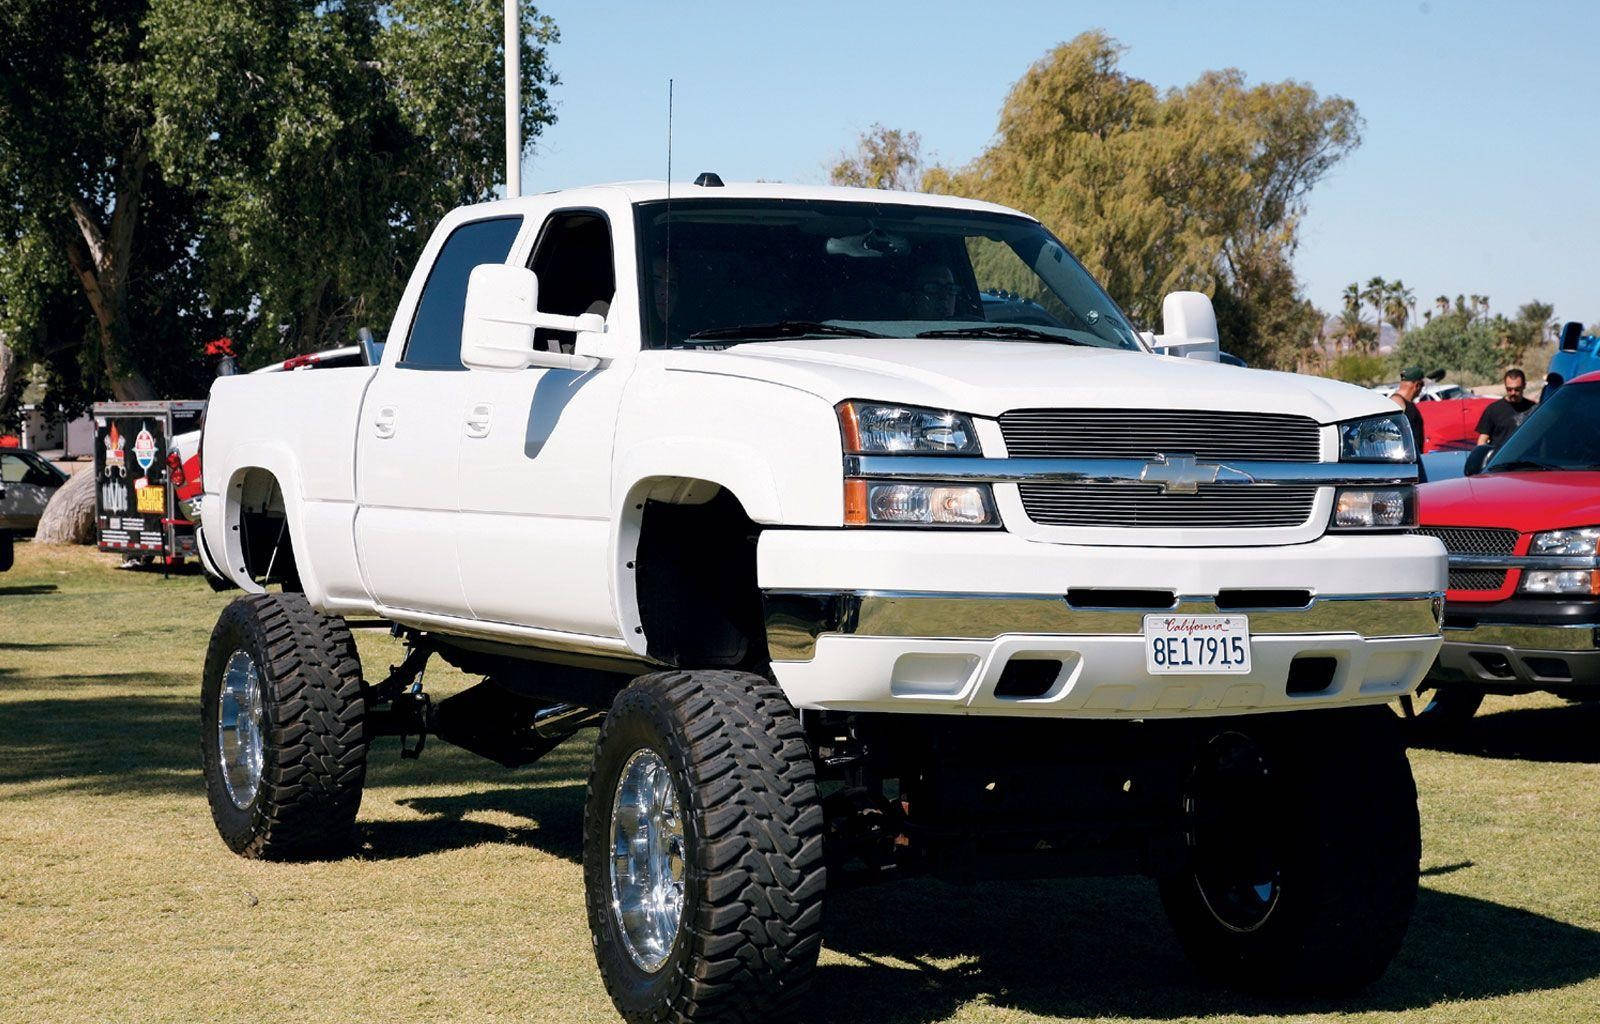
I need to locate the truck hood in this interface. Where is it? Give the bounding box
[660,337,1394,423]
[1420,470,1600,533]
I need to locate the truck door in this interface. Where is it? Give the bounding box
[354,215,522,617]
[454,207,629,637]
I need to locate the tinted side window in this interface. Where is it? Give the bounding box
[529,210,615,353]
[402,216,523,369]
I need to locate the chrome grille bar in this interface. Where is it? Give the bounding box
[846,455,1418,487]
[999,408,1322,462]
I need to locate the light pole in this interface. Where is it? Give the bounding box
[504,0,520,198]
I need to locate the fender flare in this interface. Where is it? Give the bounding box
[609,440,783,656]
[215,442,327,605]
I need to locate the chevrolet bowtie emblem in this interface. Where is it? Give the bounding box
[1139,453,1219,494]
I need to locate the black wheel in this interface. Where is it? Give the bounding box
[1413,684,1484,729]
[201,593,367,859]
[1159,707,1420,995]
[584,670,825,1024]
[0,529,12,573]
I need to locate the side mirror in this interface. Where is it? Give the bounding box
[1149,291,1220,361]
[461,264,600,371]
[1464,444,1495,477]
[1560,321,1583,353]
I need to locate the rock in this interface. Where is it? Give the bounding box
[35,466,97,545]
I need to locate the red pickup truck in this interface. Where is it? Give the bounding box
[1413,371,1600,725]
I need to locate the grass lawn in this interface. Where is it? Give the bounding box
[4,542,1600,1023]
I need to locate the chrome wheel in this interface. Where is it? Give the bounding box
[609,748,686,972]
[218,649,265,810]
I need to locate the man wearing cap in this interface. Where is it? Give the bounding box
[1390,365,1427,457]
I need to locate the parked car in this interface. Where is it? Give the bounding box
[1413,371,1600,726]
[195,181,1443,1020]
[0,447,69,533]
[1372,379,1496,453]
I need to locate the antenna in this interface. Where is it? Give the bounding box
[504,0,520,198]
[664,78,673,344]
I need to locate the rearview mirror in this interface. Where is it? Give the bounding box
[1560,321,1583,353]
[1464,444,1495,477]
[461,264,600,371]
[1149,291,1220,361]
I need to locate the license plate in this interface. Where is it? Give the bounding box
[1143,614,1251,674]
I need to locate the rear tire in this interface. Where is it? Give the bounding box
[1159,707,1420,995]
[584,670,825,1024]
[0,529,12,573]
[200,593,367,860]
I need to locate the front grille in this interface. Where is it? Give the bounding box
[998,408,1323,462]
[1447,568,1508,591]
[1413,526,1519,592]
[1018,483,1319,529]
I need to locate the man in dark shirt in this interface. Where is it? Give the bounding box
[1476,368,1536,447]
[1389,365,1427,455]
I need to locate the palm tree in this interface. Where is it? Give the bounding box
[1342,283,1363,316]
[1363,277,1387,332]
[1339,304,1372,353]
[1384,280,1415,339]
[1435,295,1449,317]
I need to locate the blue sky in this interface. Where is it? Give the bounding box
[522,0,1597,327]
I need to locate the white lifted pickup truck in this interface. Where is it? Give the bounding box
[196,180,1446,1022]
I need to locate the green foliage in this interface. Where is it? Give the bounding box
[0,0,558,407]
[916,32,1360,369]
[1326,351,1389,386]
[829,124,923,191]
[1393,309,1505,380]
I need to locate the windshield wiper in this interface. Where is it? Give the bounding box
[915,325,1087,345]
[1489,459,1562,472]
[683,320,885,343]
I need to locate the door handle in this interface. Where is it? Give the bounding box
[374,405,397,439]
[465,403,492,439]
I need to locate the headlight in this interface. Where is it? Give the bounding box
[838,401,981,455]
[1521,528,1600,594]
[844,480,999,527]
[1329,487,1416,530]
[1338,412,1415,462]
[1529,528,1600,556]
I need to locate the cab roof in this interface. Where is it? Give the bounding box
[457,180,1035,222]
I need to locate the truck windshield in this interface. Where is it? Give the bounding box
[633,199,1140,351]
[1488,380,1600,472]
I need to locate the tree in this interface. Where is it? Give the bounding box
[1383,279,1414,338]
[1393,307,1503,380]
[914,32,1360,369]
[1362,276,1387,343]
[1507,300,1555,367]
[0,0,559,407]
[830,124,924,190]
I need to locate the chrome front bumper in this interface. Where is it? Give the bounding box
[763,589,1444,718]
[766,590,1444,662]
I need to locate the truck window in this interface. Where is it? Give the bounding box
[529,210,615,354]
[401,216,523,369]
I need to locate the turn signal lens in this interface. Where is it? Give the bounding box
[844,481,999,527]
[1521,570,1600,595]
[1330,487,1416,530]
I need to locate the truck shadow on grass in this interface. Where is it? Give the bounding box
[812,877,1600,1022]
[0,687,201,796]
[1410,701,1600,764]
